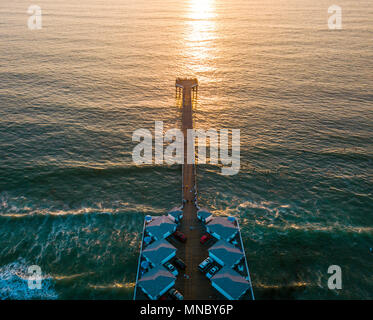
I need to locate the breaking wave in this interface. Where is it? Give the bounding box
[0,259,58,300]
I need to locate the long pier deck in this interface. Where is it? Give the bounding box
[174,79,223,299]
[134,78,254,301]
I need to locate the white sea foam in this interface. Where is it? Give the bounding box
[0,259,58,300]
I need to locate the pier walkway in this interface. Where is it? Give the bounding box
[173,78,223,300]
[134,79,253,301]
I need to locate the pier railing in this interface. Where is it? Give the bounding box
[133,218,146,300]
[236,219,255,300]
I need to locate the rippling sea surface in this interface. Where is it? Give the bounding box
[0,0,372,299]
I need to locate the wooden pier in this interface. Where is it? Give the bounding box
[134,79,254,301]
[173,78,223,300]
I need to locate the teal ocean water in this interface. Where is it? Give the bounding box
[0,0,372,299]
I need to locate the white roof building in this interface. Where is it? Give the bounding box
[168,207,183,222]
[142,239,176,266]
[211,267,250,300]
[208,240,244,267]
[138,266,176,300]
[197,209,213,223]
[206,216,238,241]
[145,215,176,240]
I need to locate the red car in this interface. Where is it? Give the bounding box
[200,234,212,244]
[174,230,187,243]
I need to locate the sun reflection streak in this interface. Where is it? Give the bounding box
[183,0,218,75]
[188,0,217,21]
[187,0,217,43]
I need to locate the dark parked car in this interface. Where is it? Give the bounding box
[173,257,186,270]
[169,288,184,300]
[200,234,212,244]
[173,230,187,243]
[164,262,178,276]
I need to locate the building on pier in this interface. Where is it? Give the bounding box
[205,216,239,242]
[145,215,176,240]
[208,240,244,268]
[168,207,183,223]
[211,267,250,301]
[197,209,213,223]
[138,266,176,300]
[143,239,177,266]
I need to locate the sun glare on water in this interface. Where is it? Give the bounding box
[189,0,216,21]
[183,0,218,75]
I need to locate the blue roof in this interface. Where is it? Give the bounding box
[143,239,176,265]
[145,216,176,240]
[138,266,176,299]
[209,240,244,267]
[211,266,250,300]
[197,209,212,220]
[168,210,183,220]
[206,216,238,241]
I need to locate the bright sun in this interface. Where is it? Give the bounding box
[189,0,216,20]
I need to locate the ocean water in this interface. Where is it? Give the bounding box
[0,0,372,299]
